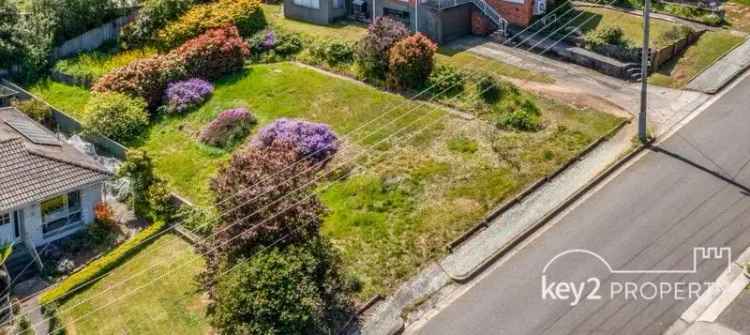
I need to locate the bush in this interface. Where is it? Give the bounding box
[254,118,339,164]
[92,56,184,108]
[88,203,119,247]
[309,39,355,67]
[207,142,325,271]
[155,0,266,50]
[147,181,177,221]
[497,99,542,131]
[477,74,502,103]
[428,65,465,97]
[585,26,628,47]
[210,238,354,335]
[387,33,437,90]
[39,220,167,306]
[160,78,214,114]
[11,98,52,124]
[176,206,217,237]
[82,92,149,142]
[120,0,198,49]
[199,108,257,148]
[248,29,304,62]
[117,150,157,218]
[354,17,409,81]
[169,26,251,81]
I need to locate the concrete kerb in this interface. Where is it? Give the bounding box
[685,38,750,94]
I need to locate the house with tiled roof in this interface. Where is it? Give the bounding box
[0,107,112,259]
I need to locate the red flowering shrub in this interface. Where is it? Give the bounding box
[92,56,185,108]
[387,33,437,90]
[94,202,115,225]
[93,26,249,109]
[354,17,409,81]
[171,26,251,81]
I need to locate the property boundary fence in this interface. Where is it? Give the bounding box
[50,13,137,61]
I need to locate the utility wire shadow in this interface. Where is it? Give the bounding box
[648,145,750,196]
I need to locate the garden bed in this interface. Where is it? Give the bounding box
[54,234,210,335]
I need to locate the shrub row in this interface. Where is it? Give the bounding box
[39,220,168,306]
[93,25,250,108]
[155,0,266,50]
[120,0,199,49]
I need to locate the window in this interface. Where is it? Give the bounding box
[0,213,9,226]
[333,0,345,9]
[41,195,66,219]
[293,0,320,9]
[41,191,84,235]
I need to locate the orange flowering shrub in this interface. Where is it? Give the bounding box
[387,33,437,90]
[155,0,266,50]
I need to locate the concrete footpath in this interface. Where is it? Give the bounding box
[687,37,750,94]
[666,245,750,335]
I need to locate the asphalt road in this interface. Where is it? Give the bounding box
[413,75,750,335]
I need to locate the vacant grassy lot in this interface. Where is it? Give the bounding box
[54,47,157,82]
[27,79,91,120]
[130,62,621,299]
[262,4,367,41]
[569,6,685,48]
[57,234,210,335]
[649,31,746,88]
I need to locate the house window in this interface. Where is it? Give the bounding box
[41,191,84,235]
[294,0,320,9]
[333,0,345,9]
[0,213,9,226]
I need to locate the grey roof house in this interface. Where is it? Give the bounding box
[0,107,112,269]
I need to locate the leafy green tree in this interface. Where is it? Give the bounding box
[210,238,354,335]
[0,0,23,68]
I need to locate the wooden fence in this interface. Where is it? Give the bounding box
[649,30,704,71]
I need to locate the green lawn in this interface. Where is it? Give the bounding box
[569,7,685,48]
[436,48,556,83]
[262,4,367,42]
[132,62,621,299]
[53,47,157,82]
[649,31,746,88]
[27,79,91,120]
[57,234,210,335]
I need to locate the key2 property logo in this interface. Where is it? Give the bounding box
[541,247,731,306]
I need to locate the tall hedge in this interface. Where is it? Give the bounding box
[155,0,266,50]
[387,33,437,90]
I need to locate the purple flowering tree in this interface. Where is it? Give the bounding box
[254,118,339,164]
[199,108,257,147]
[162,78,214,114]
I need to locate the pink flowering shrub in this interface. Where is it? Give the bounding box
[254,118,339,163]
[161,78,214,114]
[199,108,257,147]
